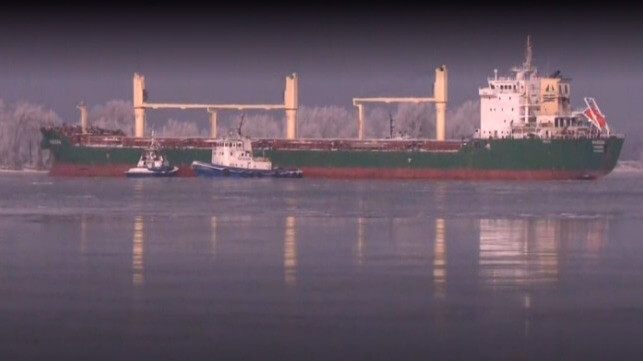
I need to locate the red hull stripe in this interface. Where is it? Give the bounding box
[49,163,607,180]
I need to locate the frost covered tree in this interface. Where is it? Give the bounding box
[0,101,60,169]
[157,118,207,137]
[447,100,479,139]
[298,105,356,138]
[89,100,135,136]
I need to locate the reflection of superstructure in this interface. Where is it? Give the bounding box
[479,219,558,288]
[478,217,609,288]
[585,219,609,259]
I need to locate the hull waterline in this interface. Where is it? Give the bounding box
[41,128,624,180]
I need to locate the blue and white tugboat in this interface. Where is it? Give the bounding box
[191,137,303,178]
[125,139,179,177]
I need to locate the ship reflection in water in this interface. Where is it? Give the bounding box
[4,172,642,361]
[475,216,608,337]
[132,216,145,286]
[80,213,88,255]
[478,217,608,289]
[479,218,558,288]
[119,210,608,300]
[284,216,297,286]
[210,215,217,259]
[433,218,447,298]
[356,216,365,267]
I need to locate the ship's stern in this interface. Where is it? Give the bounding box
[601,135,625,176]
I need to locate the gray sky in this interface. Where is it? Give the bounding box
[0,6,641,132]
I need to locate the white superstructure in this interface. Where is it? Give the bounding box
[211,138,272,170]
[125,138,179,177]
[476,37,609,139]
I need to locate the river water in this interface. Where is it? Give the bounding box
[1,170,643,360]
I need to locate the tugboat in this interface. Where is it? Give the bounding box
[125,139,179,177]
[191,137,303,178]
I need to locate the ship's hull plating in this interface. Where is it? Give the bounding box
[41,129,624,180]
[124,166,179,178]
[191,161,303,178]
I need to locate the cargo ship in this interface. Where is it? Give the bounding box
[40,40,624,180]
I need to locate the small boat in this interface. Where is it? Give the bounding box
[191,137,303,178]
[125,139,179,177]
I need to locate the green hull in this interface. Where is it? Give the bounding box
[41,128,624,180]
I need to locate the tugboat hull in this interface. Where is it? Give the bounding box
[191,161,302,178]
[125,167,179,178]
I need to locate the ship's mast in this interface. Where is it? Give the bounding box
[524,83,530,125]
[521,36,534,124]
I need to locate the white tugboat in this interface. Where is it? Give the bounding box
[125,138,179,177]
[191,137,303,178]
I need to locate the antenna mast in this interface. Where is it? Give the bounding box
[237,114,245,137]
[523,35,532,71]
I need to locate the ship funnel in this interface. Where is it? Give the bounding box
[77,101,88,133]
[434,65,448,141]
[133,73,146,138]
[284,73,298,139]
